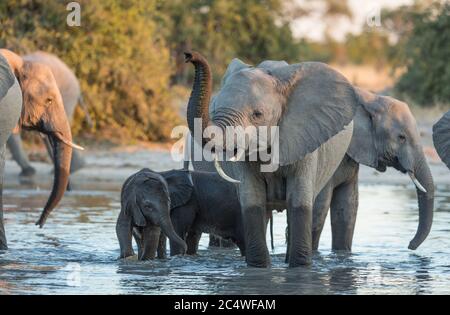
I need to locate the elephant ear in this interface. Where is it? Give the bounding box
[346,88,379,168]
[121,172,147,227]
[162,170,194,210]
[270,62,358,166]
[0,54,15,100]
[433,110,450,169]
[221,58,251,87]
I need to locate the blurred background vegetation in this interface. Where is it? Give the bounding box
[0,0,449,143]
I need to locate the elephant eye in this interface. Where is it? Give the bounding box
[398,134,406,142]
[252,110,263,119]
[46,98,53,106]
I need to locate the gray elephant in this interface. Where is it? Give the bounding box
[312,88,434,252]
[7,51,91,177]
[117,168,249,260]
[185,51,359,267]
[433,110,450,170]
[0,49,81,249]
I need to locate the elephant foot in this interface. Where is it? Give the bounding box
[246,255,271,268]
[288,255,312,268]
[118,251,136,260]
[19,166,36,177]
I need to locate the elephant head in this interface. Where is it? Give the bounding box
[121,169,188,259]
[432,110,450,170]
[185,51,357,180]
[0,49,83,227]
[347,87,434,250]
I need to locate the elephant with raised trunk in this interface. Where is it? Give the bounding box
[7,51,91,177]
[0,49,82,249]
[185,51,359,267]
[433,110,450,170]
[312,88,434,252]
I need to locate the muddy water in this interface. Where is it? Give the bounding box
[1,162,450,294]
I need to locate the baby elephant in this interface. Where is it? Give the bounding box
[116,168,245,260]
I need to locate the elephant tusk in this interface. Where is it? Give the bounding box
[213,153,240,183]
[54,133,85,151]
[408,172,427,193]
[229,149,245,162]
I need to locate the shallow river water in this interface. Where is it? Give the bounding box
[1,157,449,294]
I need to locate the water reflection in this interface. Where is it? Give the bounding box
[0,184,449,294]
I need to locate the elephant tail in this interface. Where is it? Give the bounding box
[78,94,93,128]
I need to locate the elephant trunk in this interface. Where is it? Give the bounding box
[408,155,434,250]
[35,135,72,228]
[184,51,212,146]
[158,214,187,255]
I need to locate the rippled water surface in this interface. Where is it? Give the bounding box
[1,169,449,294]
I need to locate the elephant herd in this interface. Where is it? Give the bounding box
[1,49,449,268]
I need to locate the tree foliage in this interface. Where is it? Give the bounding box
[393,2,450,106]
[1,0,178,141]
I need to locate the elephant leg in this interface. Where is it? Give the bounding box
[208,234,221,247]
[157,232,167,259]
[132,227,143,258]
[6,134,36,177]
[0,146,7,250]
[169,205,196,256]
[115,210,134,258]
[286,167,315,267]
[139,225,161,260]
[312,183,334,251]
[186,229,202,255]
[330,176,359,251]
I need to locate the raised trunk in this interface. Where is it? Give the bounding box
[159,215,187,255]
[35,135,72,227]
[408,156,434,250]
[185,51,212,146]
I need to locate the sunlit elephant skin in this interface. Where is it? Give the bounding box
[433,110,450,170]
[0,55,21,249]
[7,51,90,177]
[185,51,358,267]
[312,88,434,252]
[0,49,79,249]
[117,168,247,260]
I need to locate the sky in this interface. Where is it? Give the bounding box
[291,0,414,41]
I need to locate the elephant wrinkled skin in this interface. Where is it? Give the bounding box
[185,51,358,267]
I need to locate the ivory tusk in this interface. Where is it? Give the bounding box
[213,153,240,183]
[408,172,427,193]
[229,149,245,162]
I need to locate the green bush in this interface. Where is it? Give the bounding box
[0,0,180,142]
[394,2,450,106]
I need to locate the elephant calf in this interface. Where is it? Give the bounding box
[116,168,246,260]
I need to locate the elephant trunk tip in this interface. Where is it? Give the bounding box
[35,214,48,228]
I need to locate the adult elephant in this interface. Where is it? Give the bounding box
[185,52,358,267]
[433,110,450,170]
[0,49,82,249]
[312,88,434,251]
[7,51,91,177]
